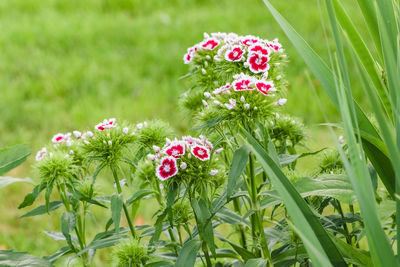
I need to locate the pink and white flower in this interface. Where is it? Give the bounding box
[200,38,220,50]
[35,147,47,161]
[52,133,67,144]
[165,142,185,158]
[183,46,198,64]
[95,118,116,131]
[249,44,269,56]
[212,84,231,95]
[255,80,276,95]
[266,39,283,52]
[245,53,270,73]
[156,157,179,181]
[224,46,245,62]
[191,145,210,161]
[232,78,255,91]
[241,35,260,46]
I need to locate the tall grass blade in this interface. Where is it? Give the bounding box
[241,129,346,267]
[262,0,396,196]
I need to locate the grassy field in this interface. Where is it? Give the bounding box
[0,0,368,265]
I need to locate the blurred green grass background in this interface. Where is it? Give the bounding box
[0,0,368,265]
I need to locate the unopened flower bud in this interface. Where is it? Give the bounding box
[136,123,143,130]
[240,96,245,102]
[276,98,287,106]
[69,150,74,155]
[108,140,112,146]
[244,103,250,109]
[180,162,187,169]
[204,92,212,98]
[123,127,129,135]
[201,68,207,75]
[205,55,211,60]
[254,106,258,110]
[210,169,219,176]
[213,100,222,106]
[147,154,156,161]
[86,131,94,138]
[73,131,82,139]
[276,75,282,81]
[153,145,161,153]
[339,135,345,145]
[215,148,224,154]
[202,100,209,107]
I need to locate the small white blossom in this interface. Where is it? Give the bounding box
[210,169,219,176]
[276,98,287,106]
[73,131,82,139]
[35,147,47,161]
[180,162,187,169]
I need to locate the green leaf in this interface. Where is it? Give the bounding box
[278,148,326,167]
[260,174,356,209]
[111,193,123,234]
[61,211,76,251]
[18,182,47,209]
[20,201,63,218]
[357,0,382,56]
[0,144,31,175]
[216,233,257,261]
[215,206,250,227]
[126,188,154,206]
[0,176,33,189]
[75,232,128,257]
[45,179,55,213]
[0,250,52,267]
[329,233,372,266]
[262,0,395,196]
[241,128,346,267]
[191,198,216,256]
[244,258,268,267]
[227,146,249,199]
[332,0,391,119]
[43,246,71,263]
[174,239,201,267]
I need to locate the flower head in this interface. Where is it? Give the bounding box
[95,118,117,131]
[35,147,47,161]
[191,145,210,161]
[156,156,178,181]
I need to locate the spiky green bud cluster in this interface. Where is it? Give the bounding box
[112,239,148,267]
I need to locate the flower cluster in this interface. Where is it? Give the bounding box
[197,73,287,126]
[148,136,224,187]
[184,33,283,75]
[181,32,287,114]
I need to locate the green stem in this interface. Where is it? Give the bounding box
[233,198,247,249]
[336,200,352,245]
[202,241,213,267]
[249,154,272,262]
[110,166,138,239]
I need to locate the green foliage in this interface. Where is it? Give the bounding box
[0,144,30,176]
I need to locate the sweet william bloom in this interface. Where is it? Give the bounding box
[224,46,245,62]
[95,118,116,131]
[191,145,210,161]
[156,156,178,180]
[35,147,47,161]
[200,38,220,50]
[165,142,185,158]
[245,53,270,73]
[255,80,276,95]
[241,35,260,46]
[249,44,269,56]
[183,46,197,64]
[232,78,255,91]
[52,133,67,144]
